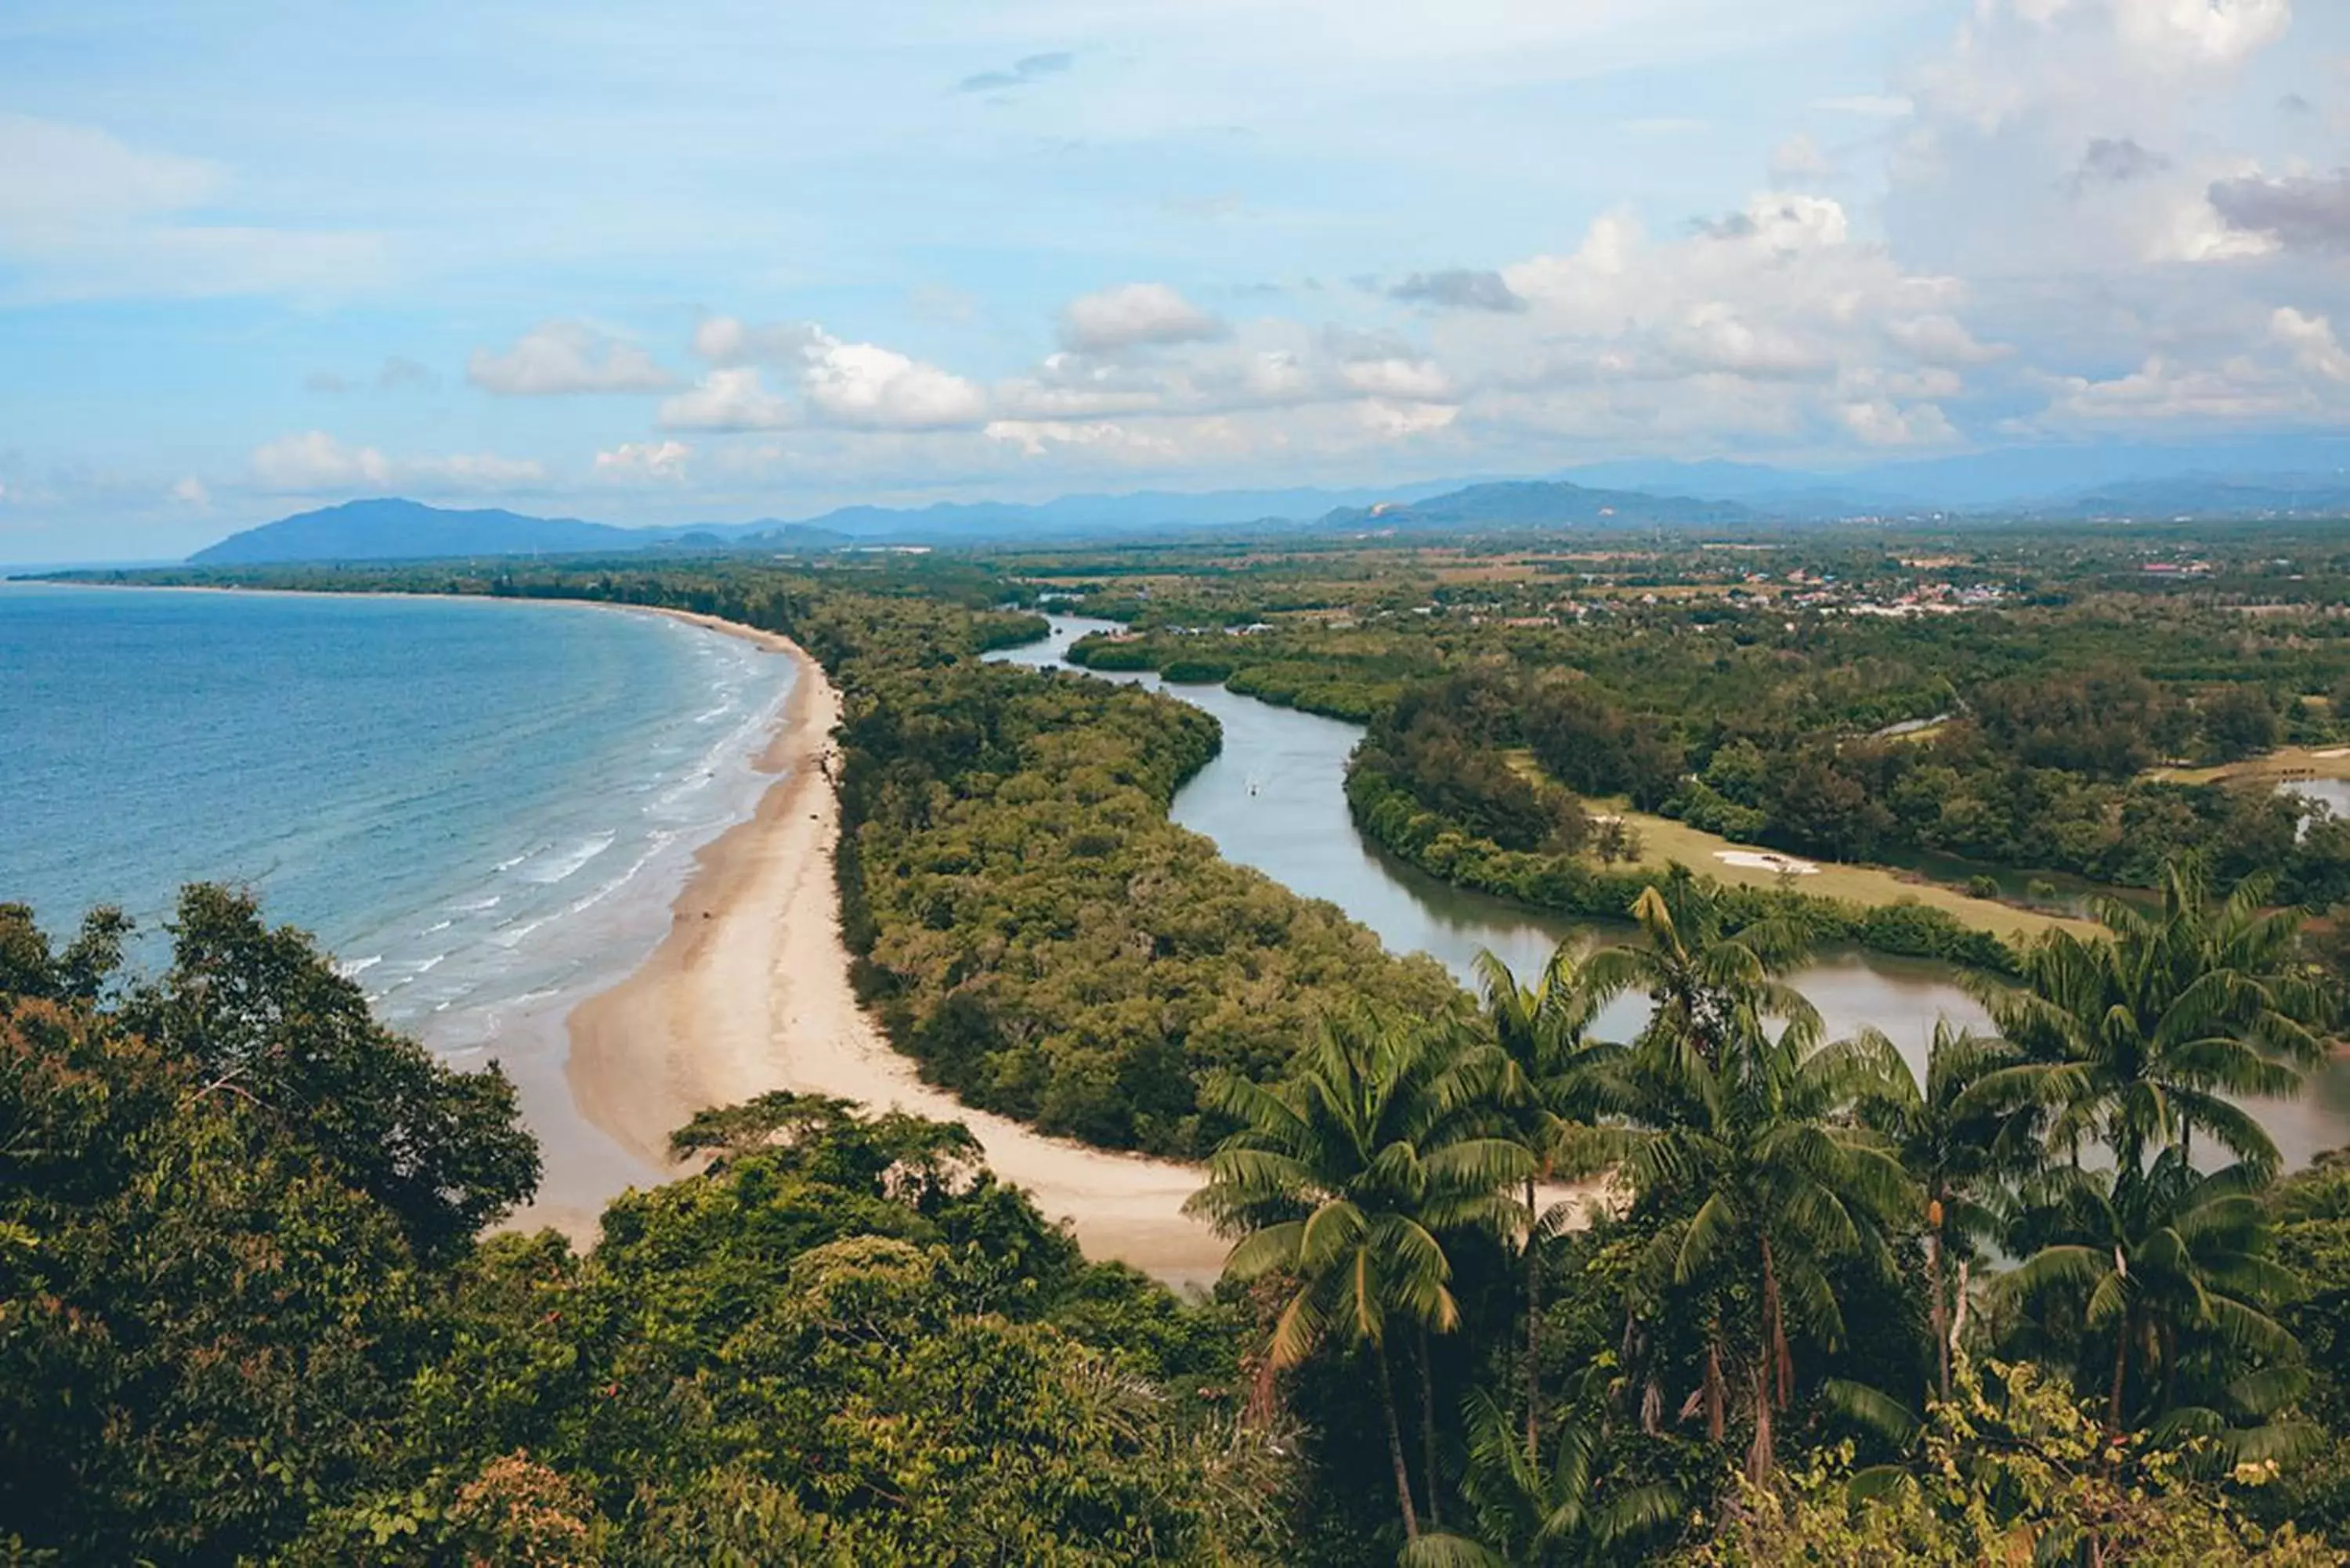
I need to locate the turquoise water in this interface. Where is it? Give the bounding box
[0,584,795,1190]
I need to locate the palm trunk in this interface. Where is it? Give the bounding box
[1746,1361,1775,1483]
[2107,1312,2130,1433]
[1704,1335,1726,1444]
[1524,1174,1542,1467]
[1928,1217,1950,1401]
[1761,1232,1793,1409]
[1376,1344,1419,1540]
[1419,1325,1443,1528]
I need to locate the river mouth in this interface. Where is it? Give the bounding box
[991,614,2350,1169]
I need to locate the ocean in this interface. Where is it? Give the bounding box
[0,583,794,1197]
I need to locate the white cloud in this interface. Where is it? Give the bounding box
[594,439,695,482]
[248,432,544,493]
[168,475,211,508]
[659,368,797,432]
[803,334,989,428]
[0,114,384,301]
[251,432,391,490]
[2273,307,2350,382]
[1837,397,1958,446]
[467,321,678,396]
[660,367,796,432]
[665,323,985,430]
[690,316,820,366]
[1058,283,1225,352]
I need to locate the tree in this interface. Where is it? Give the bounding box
[1188,1008,1531,1541]
[1473,945,1621,1467]
[2001,1147,2308,1451]
[1583,878,1914,1479]
[1580,868,1818,1078]
[1444,1383,1685,1565]
[120,884,540,1260]
[1673,1357,2338,1566]
[1855,1022,2025,1400]
[1974,863,2330,1180]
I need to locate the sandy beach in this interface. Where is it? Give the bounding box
[562,609,1236,1288]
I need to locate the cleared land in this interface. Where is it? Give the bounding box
[1502,750,2095,943]
[2149,745,2350,787]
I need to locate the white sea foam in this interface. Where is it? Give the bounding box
[336,954,383,978]
[522,833,615,885]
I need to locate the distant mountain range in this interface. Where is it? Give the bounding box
[182,439,2350,566]
[1322,479,1754,530]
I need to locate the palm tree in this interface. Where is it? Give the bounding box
[1443,1382,1685,1566]
[1582,883,1914,1479]
[1188,1007,1533,1541]
[1853,1021,2025,1400]
[2001,1146,2308,1449]
[1974,863,2329,1180]
[1473,945,1622,1467]
[1581,867,1820,1079]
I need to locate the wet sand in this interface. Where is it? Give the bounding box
[560,609,1237,1288]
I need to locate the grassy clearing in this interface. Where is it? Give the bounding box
[1606,806,2093,943]
[2147,744,2350,787]
[1501,750,2093,943]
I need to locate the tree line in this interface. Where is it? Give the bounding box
[1187,861,2350,1563]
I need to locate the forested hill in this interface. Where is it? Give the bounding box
[190,499,650,564]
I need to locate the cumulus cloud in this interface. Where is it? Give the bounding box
[1058,283,1225,352]
[251,431,390,490]
[168,475,210,508]
[248,432,543,493]
[2210,169,2350,251]
[1388,269,1527,313]
[663,325,986,431]
[660,367,797,432]
[2273,307,2350,383]
[467,321,678,396]
[594,439,694,481]
[803,334,989,428]
[691,315,820,366]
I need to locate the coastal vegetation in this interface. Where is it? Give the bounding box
[9,854,2346,1563]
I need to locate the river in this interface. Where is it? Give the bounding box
[992,616,2350,1168]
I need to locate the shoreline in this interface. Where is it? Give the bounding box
[559,607,1241,1288]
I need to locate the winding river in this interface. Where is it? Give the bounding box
[993,616,2350,1168]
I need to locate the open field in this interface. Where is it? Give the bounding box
[1499,750,2095,942]
[1610,805,2097,942]
[2149,744,2350,787]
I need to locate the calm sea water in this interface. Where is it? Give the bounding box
[0,585,794,1100]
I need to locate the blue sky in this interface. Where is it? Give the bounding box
[2,0,2345,559]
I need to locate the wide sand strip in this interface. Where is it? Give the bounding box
[566,609,1234,1288]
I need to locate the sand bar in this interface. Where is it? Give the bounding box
[563,609,1239,1288]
